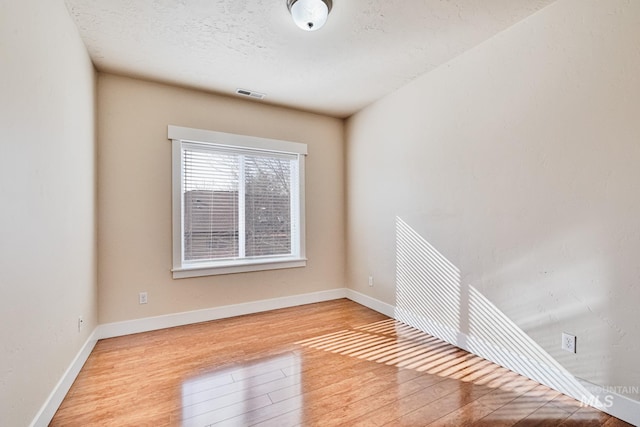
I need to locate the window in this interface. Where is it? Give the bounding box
[168,126,307,278]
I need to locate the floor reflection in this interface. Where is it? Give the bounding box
[181,353,302,426]
[297,319,514,386]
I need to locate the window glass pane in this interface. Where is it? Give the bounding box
[183,149,239,261]
[244,155,292,257]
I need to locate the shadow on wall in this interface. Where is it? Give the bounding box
[393,216,596,404]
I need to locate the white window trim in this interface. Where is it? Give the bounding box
[168,125,307,278]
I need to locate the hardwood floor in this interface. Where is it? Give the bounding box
[51,299,632,426]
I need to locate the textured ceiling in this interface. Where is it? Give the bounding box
[65,0,556,118]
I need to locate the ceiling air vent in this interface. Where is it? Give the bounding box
[235,88,266,100]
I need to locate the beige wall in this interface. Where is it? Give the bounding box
[346,0,640,400]
[97,74,345,323]
[0,1,97,425]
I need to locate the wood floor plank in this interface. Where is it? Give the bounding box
[50,299,631,427]
[471,384,564,427]
[392,381,496,426]
[422,372,541,427]
[510,400,576,427]
[557,405,612,426]
[425,400,496,427]
[350,376,474,427]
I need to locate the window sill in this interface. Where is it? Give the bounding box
[172,257,307,279]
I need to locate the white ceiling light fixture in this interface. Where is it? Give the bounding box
[287,0,333,32]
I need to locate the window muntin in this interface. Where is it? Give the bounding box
[169,126,306,278]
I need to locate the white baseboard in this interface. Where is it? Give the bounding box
[97,288,348,339]
[345,289,395,318]
[29,330,98,427]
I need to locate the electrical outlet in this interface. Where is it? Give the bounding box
[77,316,84,332]
[561,332,576,353]
[368,276,374,287]
[139,292,148,305]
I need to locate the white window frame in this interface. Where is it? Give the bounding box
[168,125,307,278]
